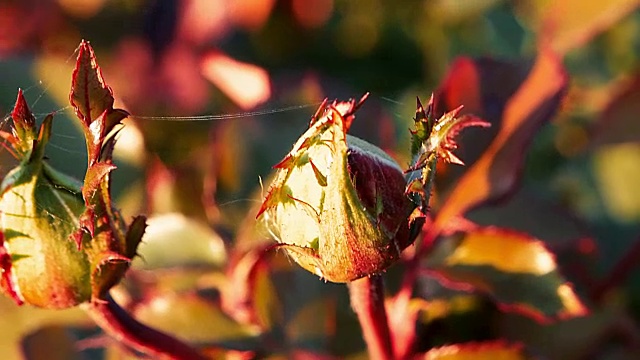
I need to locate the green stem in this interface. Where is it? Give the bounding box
[348,275,394,360]
[83,293,207,360]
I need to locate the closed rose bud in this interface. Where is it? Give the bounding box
[0,92,91,308]
[0,90,144,308]
[257,94,422,283]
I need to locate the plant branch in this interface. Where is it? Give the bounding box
[83,293,208,360]
[348,275,394,360]
[592,236,640,303]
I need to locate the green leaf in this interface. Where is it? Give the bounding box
[426,226,588,322]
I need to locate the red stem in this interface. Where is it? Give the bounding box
[83,294,208,360]
[348,275,394,360]
[592,236,640,303]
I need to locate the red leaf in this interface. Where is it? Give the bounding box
[0,231,23,306]
[433,48,568,234]
[70,40,115,127]
[70,40,128,167]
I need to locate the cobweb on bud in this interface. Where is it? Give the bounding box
[0,44,413,235]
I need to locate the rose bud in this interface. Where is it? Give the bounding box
[0,91,90,308]
[0,89,144,308]
[257,94,423,283]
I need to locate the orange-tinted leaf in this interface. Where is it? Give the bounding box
[532,0,640,56]
[228,0,276,30]
[201,51,271,110]
[422,341,527,360]
[426,226,587,323]
[434,49,567,233]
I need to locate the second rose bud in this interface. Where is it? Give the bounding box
[257,95,423,283]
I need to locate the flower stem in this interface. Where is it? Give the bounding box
[348,275,394,360]
[83,293,207,360]
[592,235,640,303]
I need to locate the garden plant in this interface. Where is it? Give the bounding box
[1,1,640,360]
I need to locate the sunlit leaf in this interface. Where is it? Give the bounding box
[201,51,271,110]
[422,341,527,360]
[433,48,567,233]
[521,0,640,56]
[426,226,588,322]
[592,143,640,222]
[133,213,226,270]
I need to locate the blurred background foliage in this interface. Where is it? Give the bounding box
[1,0,640,359]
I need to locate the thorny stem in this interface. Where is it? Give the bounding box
[390,155,439,358]
[83,293,207,360]
[348,275,394,360]
[592,236,640,303]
